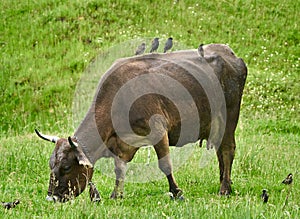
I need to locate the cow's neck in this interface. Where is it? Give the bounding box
[74,105,110,165]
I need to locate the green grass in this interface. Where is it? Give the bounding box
[0,0,299,218]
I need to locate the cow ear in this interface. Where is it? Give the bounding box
[75,149,93,168]
[68,137,93,168]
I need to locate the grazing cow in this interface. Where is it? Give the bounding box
[36,44,247,202]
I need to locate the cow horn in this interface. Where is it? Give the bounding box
[35,129,59,143]
[68,136,78,148]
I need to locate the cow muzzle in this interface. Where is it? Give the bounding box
[46,195,59,202]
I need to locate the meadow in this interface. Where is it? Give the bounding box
[0,0,299,218]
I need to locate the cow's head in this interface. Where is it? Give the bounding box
[35,129,93,202]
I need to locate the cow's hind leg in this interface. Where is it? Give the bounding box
[154,134,183,199]
[217,137,235,196]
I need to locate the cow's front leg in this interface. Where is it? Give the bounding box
[154,134,183,199]
[217,139,235,196]
[110,157,127,199]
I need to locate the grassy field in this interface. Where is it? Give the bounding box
[1,0,299,218]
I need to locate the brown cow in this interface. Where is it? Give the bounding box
[36,44,247,202]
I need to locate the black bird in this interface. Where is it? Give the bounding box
[164,37,173,53]
[261,189,269,203]
[150,37,159,53]
[89,182,101,203]
[282,173,293,185]
[198,43,204,57]
[1,200,20,210]
[135,43,146,55]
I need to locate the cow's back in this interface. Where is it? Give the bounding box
[93,44,247,147]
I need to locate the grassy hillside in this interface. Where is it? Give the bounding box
[0,0,299,218]
[1,0,299,135]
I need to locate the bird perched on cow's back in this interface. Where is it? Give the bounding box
[150,37,159,53]
[1,200,20,210]
[89,181,101,203]
[135,43,146,55]
[164,37,173,53]
[261,189,269,203]
[282,173,293,185]
[198,43,204,57]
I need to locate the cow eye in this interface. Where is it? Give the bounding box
[62,165,72,173]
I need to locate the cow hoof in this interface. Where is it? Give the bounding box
[170,194,184,201]
[167,189,184,201]
[178,195,185,201]
[219,190,230,196]
[168,192,175,200]
[175,189,184,199]
[220,180,231,196]
[110,191,123,199]
[92,198,101,203]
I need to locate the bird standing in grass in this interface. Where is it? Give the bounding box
[135,43,146,55]
[1,200,20,210]
[261,189,269,203]
[89,182,101,203]
[150,37,159,53]
[198,43,204,57]
[164,37,173,53]
[282,173,293,185]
